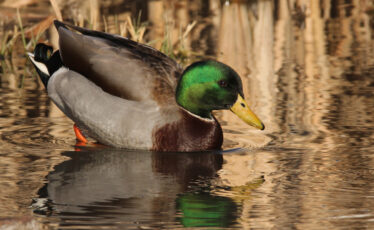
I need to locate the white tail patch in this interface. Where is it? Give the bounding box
[27,52,50,76]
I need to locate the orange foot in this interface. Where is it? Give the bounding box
[73,124,87,144]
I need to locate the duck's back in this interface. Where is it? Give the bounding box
[55,21,182,105]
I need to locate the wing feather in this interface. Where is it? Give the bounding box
[55,20,183,104]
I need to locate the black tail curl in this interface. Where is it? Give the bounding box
[31,44,63,88]
[34,43,53,62]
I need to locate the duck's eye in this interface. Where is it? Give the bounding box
[218,80,228,88]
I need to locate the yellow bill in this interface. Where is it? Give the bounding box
[230,94,265,130]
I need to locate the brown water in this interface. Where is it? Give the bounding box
[1,0,374,229]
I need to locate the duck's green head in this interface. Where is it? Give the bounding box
[176,60,264,130]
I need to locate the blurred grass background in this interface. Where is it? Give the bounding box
[0,0,208,79]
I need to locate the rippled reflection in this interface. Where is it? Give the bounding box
[33,148,229,228]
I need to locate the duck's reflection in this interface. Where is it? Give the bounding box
[34,148,238,228]
[176,192,237,227]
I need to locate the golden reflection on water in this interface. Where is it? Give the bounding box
[1,0,374,229]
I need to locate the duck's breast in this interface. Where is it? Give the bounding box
[152,110,223,152]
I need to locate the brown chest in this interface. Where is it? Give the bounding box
[152,111,223,152]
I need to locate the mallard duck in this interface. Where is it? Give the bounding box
[28,20,264,152]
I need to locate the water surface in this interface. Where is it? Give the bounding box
[1,0,374,229]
